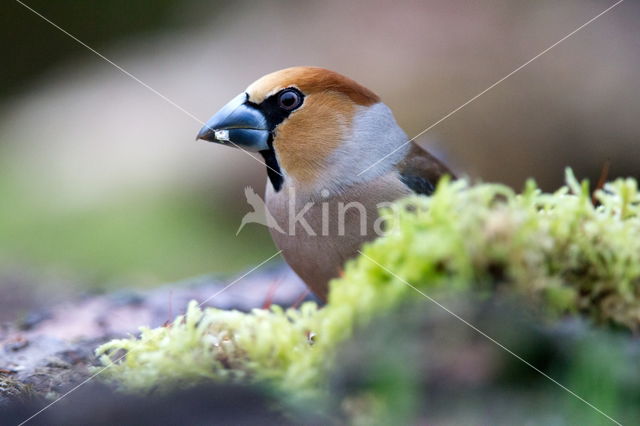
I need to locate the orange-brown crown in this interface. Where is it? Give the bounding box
[246,66,380,106]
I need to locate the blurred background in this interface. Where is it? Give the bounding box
[1,0,638,294]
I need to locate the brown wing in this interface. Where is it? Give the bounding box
[395,142,455,195]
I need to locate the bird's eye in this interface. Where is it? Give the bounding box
[278,89,302,111]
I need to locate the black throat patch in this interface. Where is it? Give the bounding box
[248,88,305,193]
[260,137,283,192]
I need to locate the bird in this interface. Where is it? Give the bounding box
[197,66,454,302]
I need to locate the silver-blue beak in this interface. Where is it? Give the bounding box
[196,93,270,152]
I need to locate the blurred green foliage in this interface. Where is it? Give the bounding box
[0,150,274,288]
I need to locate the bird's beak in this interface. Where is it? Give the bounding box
[196,92,270,152]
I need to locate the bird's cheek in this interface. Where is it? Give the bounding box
[272,97,355,185]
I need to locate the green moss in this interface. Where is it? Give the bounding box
[98,301,326,399]
[96,170,640,398]
[337,170,640,329]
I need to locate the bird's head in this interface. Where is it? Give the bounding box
[197,67,409,194]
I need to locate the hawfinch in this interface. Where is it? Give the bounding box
[197,67,453,301]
